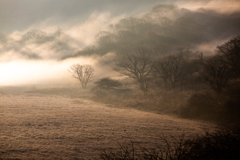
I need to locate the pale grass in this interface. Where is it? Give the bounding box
[0,93,216,159]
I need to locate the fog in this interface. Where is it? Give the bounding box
[0,58,91,85]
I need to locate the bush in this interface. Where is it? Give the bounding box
[100,131,240,160]
[94,77,122,90]
[180,92,220,120]
[180,83,240,129]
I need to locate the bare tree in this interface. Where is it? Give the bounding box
[200,36,240,93]
[153,50,193,89]
[216,36,240,78]
[114,48,153,94]
[68,64,94,89]
[200,56,233,93]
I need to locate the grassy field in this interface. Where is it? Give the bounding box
[0,87,216,159]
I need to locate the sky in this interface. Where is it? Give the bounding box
[0,0,240,86]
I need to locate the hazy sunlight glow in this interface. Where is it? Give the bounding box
[0,58,94,86]
[0,61,50,85]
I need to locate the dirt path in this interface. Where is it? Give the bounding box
[0,94,216,159]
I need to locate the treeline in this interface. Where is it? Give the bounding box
[113,48,201,94]
[112,36,240,94]
[90,36,240,129]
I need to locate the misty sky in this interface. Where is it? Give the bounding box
[0,0,159,33]
[0,0,240,86]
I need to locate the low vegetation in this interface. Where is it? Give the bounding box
[100,130,240,160]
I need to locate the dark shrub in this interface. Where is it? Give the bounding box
[100,131,240,160]
[180,92,219,120]
[95,77,122,90]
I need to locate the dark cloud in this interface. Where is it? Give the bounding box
[187,9,240,41]
[19,50,42,60]
[0,33,7,44]
[67,4,240,60]
[0,28,81,61]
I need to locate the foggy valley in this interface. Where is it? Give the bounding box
[1,0,240,159]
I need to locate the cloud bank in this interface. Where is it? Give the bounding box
[68,4,240,60]
[0,11,126,62]
[0,1,240,62]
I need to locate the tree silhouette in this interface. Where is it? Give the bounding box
[200,56,233,93]
[153,50,193,89]
[200,36,240,93]
[114,48,153,94]
[216,36,240,78]
[68,64,94,89]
